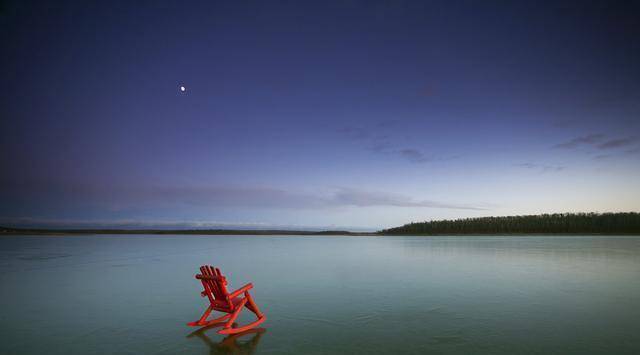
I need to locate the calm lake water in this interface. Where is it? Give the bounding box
[1,235,639,354]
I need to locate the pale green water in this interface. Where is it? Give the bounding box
[1,235,639,354]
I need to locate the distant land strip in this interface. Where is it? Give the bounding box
[381,212,640,235]
[0,227,374,236]
[2,213,639,236]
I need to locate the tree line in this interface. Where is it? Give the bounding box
[380,212,640,235]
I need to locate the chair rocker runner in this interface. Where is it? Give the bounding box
[187,265,266,335]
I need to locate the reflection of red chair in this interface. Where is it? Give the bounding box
[187,265,266,335]
[187,325,266,354]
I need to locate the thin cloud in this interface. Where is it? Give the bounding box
[166,186,486,211]
[553,134,604,149]
[1,180,488,212]
[398,149,431,163]
[553,134,640,161]
[597,137,638,150]
[370,135,393,153]
[594,146,640,160]
[331,187,486,210]
[553,134,638,152]
[625,147,640,155]
[341,126,449,164]
[515,163,565,173]
[338,126,370,141]
[368,135,437,164]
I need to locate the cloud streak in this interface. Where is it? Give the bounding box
[398,149,431,163]
[149,186,487,211]
[597,137,638,150]
[554,134,639,150]
[331,187,486,210]
[370,140,435,163]
[553,134,640,161]
[340,126,446,164]
[515,163,565,173]
[0,181,488,215]
[553,134,604,149]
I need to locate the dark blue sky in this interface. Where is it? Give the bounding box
[2,1,639,230]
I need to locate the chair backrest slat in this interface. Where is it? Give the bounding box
[202,266,218,296]
[214,267,229,298]
[202,267,216,297]
[197,265,230,308]
[210,266,224,296]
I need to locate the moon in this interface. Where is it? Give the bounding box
[180,85,186,92]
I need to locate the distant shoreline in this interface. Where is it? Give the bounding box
[1,227,639,237]
[0,227,376,236]
[382,212,640,235]
[3,212,639,236]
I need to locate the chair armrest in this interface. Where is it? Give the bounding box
[229,283,253,299]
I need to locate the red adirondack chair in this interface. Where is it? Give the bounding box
[187,265,266,334]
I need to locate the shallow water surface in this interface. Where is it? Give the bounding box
[1,235,639,354]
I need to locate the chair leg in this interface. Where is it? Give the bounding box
[245,291,264,318]
[187,305,214,326]
[188,306,233,327]
[222,298,248,330]
[218,294,266,335]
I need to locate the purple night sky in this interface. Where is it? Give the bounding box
[1,1,639,230]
